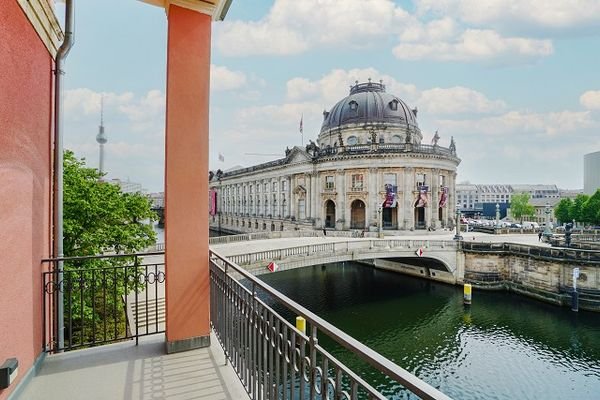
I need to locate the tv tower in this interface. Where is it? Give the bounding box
[96,95,107,176]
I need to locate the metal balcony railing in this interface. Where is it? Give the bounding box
[42,252,165,353]
[209,250,452,400]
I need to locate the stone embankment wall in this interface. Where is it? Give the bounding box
[463,248,600,312]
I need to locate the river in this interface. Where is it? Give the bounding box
[259,262,600,400]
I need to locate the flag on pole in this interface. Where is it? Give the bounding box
[299,114,303,134]
[218,153,224,162]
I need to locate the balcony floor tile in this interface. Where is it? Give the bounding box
[19,333,249,400]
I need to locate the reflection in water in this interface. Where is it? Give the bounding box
[260,262,600,400]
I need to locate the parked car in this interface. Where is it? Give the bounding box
[510,223,522,228]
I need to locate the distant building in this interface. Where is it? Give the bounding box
[584,151,600,195]
[528,197,561,224]
[559,189,584,199]
[111,178,144,194]
[210,81,461,233]
[148,192,165,208]
[456,183,560,216]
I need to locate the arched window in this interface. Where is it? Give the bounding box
[347,135,358,145]
[389,99,399,111]
[349,100,358,111]
[391,135,402,144]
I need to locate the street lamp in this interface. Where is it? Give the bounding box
[454,205,463,241]
[543,202,553,240]
[495,203,500,228]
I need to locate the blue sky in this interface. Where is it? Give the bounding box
[59,0,600,192]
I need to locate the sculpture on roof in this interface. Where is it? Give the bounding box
[431,130,440,146]
[285,146,291,157]
[449,136,456,155]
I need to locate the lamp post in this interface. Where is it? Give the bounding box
[495,203,500,228]
[543,202,553,241]
[454,205,463,241]
[377,204,383,238]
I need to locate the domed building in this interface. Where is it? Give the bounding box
[209,81,460,233]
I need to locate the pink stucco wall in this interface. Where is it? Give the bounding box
[0,1,54,398]
[165,5,212,345]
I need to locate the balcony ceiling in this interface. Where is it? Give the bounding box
[138,0,232,20]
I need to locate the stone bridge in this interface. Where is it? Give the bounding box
[221,238,464,284]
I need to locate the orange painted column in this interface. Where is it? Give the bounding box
[164,4,211,353]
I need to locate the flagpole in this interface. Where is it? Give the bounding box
[300,113,304,146]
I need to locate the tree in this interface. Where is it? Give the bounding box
[570,194,590,224]
[581,189,600,226]
[510,192,535,223]
[64,150,157,256]
[62,150,157,346]
[554,198,573,225]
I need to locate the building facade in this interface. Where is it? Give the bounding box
[210,82,461,233]
[456,183,561,217]
[584,150,600,195]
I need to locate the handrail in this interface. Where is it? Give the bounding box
[42,251,165,263]
[210,249,453,400]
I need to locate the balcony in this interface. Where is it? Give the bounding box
[23,251,451,400]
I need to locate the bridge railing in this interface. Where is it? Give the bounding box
[209,250,452,400]
[227,239,458,267]
[461,241,600,263]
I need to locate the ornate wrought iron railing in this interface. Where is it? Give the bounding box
[42,252,165,353]
[209,250,452,400]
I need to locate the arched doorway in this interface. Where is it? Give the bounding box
[382,203,398,229]
[414,201,426,229]
[350,199,366,229]
[324,200,336,228]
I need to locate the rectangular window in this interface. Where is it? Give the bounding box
[351,174,364,190]
[439,175,445,187]
[416,174,426,189]
[273,182,277,192]
[282,181,288,191]
[384,173,397,187]
[264,183,269,192]
[325,175,335,190]
[257,183,260,193]
[250,185,253,194]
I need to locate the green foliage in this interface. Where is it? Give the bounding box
[554,198,573,224]
[64,150,157,256]
[570,194,590,224]
[510,192,535,223]
[62,150,158,346]
[581,189,600,225]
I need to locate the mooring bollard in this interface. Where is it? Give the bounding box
[464,283,472,305]
[296,316,306,335]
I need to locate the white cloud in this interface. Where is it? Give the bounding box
[393,29,553,62]
[435,110,595,137]
[580,90,600,110]
[215,0,411,56]
[418,86,506,114]
[286,68,419,106]
[64,88,166,191]
[211,64,247,91]
[415,0,600,32]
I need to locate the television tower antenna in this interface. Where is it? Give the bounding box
[96,95,107,177]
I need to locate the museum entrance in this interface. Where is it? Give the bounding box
[350,199,366,229]
[382,204,398,229]
[325,200,336,228]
